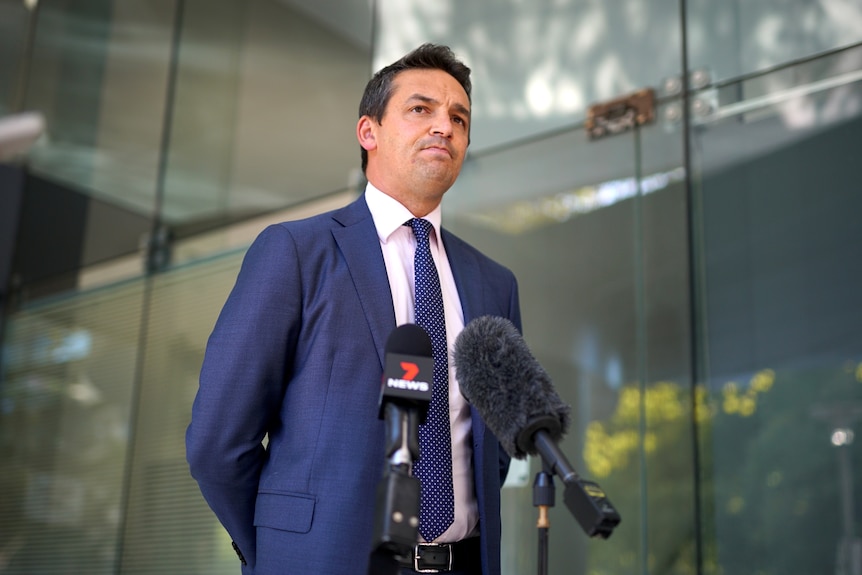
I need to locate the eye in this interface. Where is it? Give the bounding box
[410,106,427,114]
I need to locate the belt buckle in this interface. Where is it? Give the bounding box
[413,542,453,574]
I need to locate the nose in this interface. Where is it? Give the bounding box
[430,111,453,138]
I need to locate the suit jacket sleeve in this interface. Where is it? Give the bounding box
[186,224,300,569]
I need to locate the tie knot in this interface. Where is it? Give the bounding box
[409,218,433,243]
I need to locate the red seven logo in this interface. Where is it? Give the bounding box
[400,362,420,380]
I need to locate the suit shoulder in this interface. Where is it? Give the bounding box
[247,195,369,247]
[273,194,369,233]
[442,229,516,279]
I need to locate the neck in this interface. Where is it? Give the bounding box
[366,177,443,218]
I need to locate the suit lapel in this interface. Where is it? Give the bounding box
[442,230,484,325]
[441,229,494,487]
[331,197,396,369]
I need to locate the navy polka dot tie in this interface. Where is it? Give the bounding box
[409,218,455,541]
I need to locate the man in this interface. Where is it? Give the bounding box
[186,44,521,575]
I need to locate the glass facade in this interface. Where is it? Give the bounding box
[1,1,860,574]
[691,42,862,574]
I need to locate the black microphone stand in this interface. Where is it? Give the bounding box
[532,431,620,540]
[532,462,555,575]
[525,425,621,574]
[368,404,421,575]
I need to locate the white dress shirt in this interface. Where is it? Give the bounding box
[365,183,477,542]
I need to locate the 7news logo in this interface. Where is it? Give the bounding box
[386,362,429,392]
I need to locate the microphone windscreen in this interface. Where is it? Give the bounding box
[453,316,571,459]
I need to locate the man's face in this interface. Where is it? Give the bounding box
[359,68,471,214]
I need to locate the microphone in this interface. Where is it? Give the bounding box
[379,324,434,417]
[378,323,434,464]
[369,324,434,573]
[453,316,621,539]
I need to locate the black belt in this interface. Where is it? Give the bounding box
[399,537,481,573]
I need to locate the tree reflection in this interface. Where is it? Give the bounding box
[582,363,862,575]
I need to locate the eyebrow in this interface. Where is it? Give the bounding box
[406,93,471,119]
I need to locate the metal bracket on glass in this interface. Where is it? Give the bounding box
[661,75,684,98]
[662,68,712,95]
[689,68,712,91]
[585,88,656,140]
[660,67,715,128]
[661,89,718,129]
[690,89,718,124]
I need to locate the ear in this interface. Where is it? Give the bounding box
[356,116,377,152]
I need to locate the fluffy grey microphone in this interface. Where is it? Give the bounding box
[453,315,571,459]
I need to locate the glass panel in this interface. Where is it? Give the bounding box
[445,110,693,573]
[14,0,373,247]
[691,44,862,575]
[375,0,683,153]
[687,0,862,82]
[0,0,31,116]
[117,254,244,574]
[162,0,373,227]
[0,280,145,573]
[23,1,174,216]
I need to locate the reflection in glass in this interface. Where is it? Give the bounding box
[692,45,862,575]
[0,0,32,116]
[688,0,862,82]
[0,281,144,573]
[162,0,372,227]
[446,118,693,574]
[24,2,174,216]
[18,0,373,229]
[375,0,682,152]
[117,256,245,574]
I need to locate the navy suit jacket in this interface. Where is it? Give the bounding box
[186,195,521,574]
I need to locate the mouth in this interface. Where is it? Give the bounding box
[420,144,453,158]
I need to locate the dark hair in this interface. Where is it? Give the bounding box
[359,43,472,173]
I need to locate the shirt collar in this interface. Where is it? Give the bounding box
[364,182,443,244]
